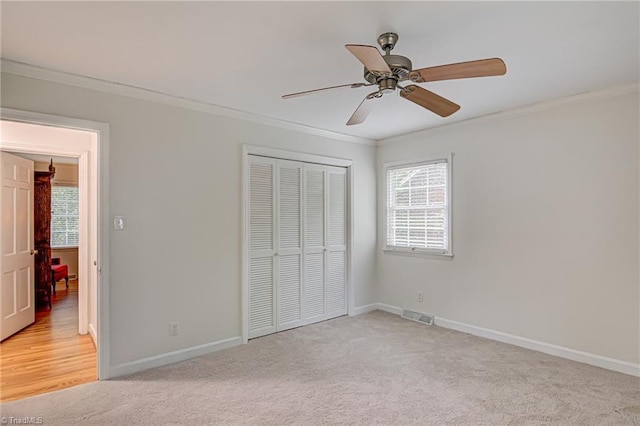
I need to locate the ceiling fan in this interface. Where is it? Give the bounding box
[282,32,507,126]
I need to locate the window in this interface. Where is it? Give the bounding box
[51,186,79,248]
[385,156,452,256]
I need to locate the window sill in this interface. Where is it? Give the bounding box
[382,248,454,260]
[51,246,79,250]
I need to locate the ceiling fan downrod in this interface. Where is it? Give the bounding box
[377,32,399,55]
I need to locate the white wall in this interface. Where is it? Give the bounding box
[0,73,377,367]
[377,90,639,365]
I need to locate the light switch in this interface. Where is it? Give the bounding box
[113,216,125,230]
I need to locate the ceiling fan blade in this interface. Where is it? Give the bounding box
[410,58,506,83]
[282,83,372,99]
[345,44,392,75]
[347,92,378,126]
[400,85,460,117]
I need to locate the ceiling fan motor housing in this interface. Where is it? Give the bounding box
[364,54,413,84]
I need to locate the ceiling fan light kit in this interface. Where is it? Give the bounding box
[282,32,507,126]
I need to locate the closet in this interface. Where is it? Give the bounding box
[248,155,348,339]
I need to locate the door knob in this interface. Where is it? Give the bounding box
[30,249,38,255]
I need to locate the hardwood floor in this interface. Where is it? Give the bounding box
[0,279,96,402]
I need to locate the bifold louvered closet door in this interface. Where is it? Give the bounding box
[248,155,347,339]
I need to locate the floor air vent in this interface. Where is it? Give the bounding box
[401,309,434,325]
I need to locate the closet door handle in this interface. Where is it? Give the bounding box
[30,249,38,255]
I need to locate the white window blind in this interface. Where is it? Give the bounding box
[386,160,449,253]
[51,186,79,248]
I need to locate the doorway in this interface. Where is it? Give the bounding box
[0,108,110,400]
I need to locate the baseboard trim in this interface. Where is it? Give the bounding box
[88,323,97,347]
[110,336,242,378]
[376,303,403,316]
[350,303,378,316]
[376,303,640,377]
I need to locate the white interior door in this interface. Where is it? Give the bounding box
[248,156,277,339]
[1,152,35,341]
[326,166,347,317]
[276,160,304,331]
[303,164,326,323]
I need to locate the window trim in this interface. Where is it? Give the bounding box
[382,153,454,259]
[50,184,80,249]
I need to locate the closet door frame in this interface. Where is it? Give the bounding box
[242,145,353,344]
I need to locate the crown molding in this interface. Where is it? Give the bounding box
[379,82,640,146]
[0,59,376,147]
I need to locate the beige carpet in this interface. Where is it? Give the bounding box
[1,311,639,425]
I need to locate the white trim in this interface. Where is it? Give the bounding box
[376,303,640,377]
[77,152,89,335]
[110,337,242,378]
[51,181,78,187]
[1,108,111,380]
[376,303,403,316]
[350,303,378,316]
[0,59,375,147]
[384,156,449,169]
[435,317,640,378]
[346,162,355,316]
[88,323,97,347]
[3,60,636,148]
[380,82,640,146]
[382,153,453,257]
[246,145,353,168]
[381,249,454,260]
[241,149,250,344]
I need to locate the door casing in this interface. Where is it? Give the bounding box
[0,108,111,380]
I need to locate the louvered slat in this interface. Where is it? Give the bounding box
[249,257,273,331]
[278,254,301,324]
[250,162,273,251]
[305,169,324,247]
[305,253,324,318]
[328,172,346,246]
[328,251,346,313]
[279,166,300,249]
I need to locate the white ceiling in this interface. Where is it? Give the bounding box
[1,2,638,140]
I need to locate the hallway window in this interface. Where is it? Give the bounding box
[51,186,79,248]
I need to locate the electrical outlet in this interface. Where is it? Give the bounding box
[169,322,180,336]
[417,291,424,302]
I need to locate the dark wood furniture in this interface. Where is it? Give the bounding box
[34,162,55,309]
